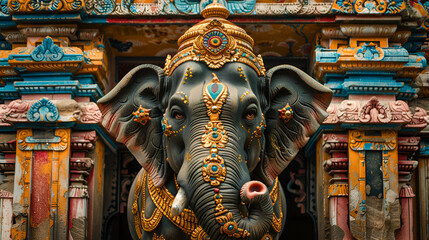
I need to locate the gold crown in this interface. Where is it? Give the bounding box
[164,0,266,76]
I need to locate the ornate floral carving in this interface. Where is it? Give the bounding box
[27,98,59,122]
[5,99,30,121]
[354,42,384,60]
[359,97,391,123]
[30,37,64,62]
[323,104,338,124]
[81,102,102,123]
[331,0,405,14]
[8,0,83,12]
[389,100,412,123]
[84,0,115,14]
[337,100,360,123]
[406,107,429,128]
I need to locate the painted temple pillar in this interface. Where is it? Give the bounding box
[314,22,427,239]
[0,19,108,239]
[323,133,353,239]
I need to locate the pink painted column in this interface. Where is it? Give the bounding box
[323,134,353,239]
[395,137,419,240]
[68,154,92,240]
[395,187,415,240]
[30,151,51,240]
[0,189,13,239]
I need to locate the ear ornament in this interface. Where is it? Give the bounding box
[278,103,293,123]
[161,116,173,137]
[133,106,151,126]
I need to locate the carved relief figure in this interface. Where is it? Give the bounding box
[98,2,332,239]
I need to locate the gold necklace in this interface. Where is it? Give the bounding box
[133,171,281,238]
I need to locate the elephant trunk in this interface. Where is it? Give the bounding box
[184,142,273,239]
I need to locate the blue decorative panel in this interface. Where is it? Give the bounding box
[30,37,64,61]
[27,98,60,122]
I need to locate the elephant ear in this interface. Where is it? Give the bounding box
[98,64,170,187]
[256,65,333,186]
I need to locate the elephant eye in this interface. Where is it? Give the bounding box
[173,112,184,120]
[245,112,255,121]
[243,104,257,122]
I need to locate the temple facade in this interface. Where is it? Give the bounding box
[0,0,428,239]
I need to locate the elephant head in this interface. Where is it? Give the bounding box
[98,3,332,239]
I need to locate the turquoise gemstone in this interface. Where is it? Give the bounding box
[211,153,216,157]
[228,225,234,230]
[213,133,218,138]
[212,166,218,172]
[213,127,218,131]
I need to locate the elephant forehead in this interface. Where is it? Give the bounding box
[171,62,259,95]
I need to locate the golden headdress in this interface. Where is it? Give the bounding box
[164,0,266,76]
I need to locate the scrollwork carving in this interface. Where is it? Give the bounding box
[358,97,391,123]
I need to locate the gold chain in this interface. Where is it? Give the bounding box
[133,173,281,237]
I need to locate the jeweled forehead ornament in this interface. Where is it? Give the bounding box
[164,0,265,76]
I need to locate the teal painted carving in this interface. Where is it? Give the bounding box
[27,98,60,122]
[331,0,405,14]
[0,0,8,16]
[355,43,383,61]
[30,37,64,62]
[170,0,256,14]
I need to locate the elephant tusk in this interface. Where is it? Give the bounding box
[171,187,187,217]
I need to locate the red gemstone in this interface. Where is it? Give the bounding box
[211,83,218,93]
[214,188,220,193]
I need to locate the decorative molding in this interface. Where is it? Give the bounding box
[18,25,78,38]
[328,184,348,197]
[27,98,60,122]
[70,157,93,171]
[331,0,405,14]
[398,136,420,152]
[17,129,68,151]
[0,158,15,172]
[358,96,391,123]
[4,99,30,122]
[31,37,64,62]
[80,102,102,123]
[0,189,13,198]
[71,131,97,150]
[322,133,348,152]
[324,97,428,128]
[8,0,83,13]
[349,130,396,151]
[406,107,429,128]
[8,37,83,72]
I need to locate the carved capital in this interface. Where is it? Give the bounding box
[17,129,68,151]
[71,131,97,151]
[349,130,396,151]
[322,134,348,152]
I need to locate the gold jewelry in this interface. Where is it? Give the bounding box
[161,116,173,137]
[147,174,199,235]
[133,106,151,126]
[279,104,293,123]
[163,1,265,76]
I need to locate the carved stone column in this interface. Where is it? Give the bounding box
[0,133,16,240]
[323,133,353,240]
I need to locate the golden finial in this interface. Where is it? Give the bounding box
[201,0,230,19]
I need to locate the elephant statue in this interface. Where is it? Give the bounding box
[98,2,332,240]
